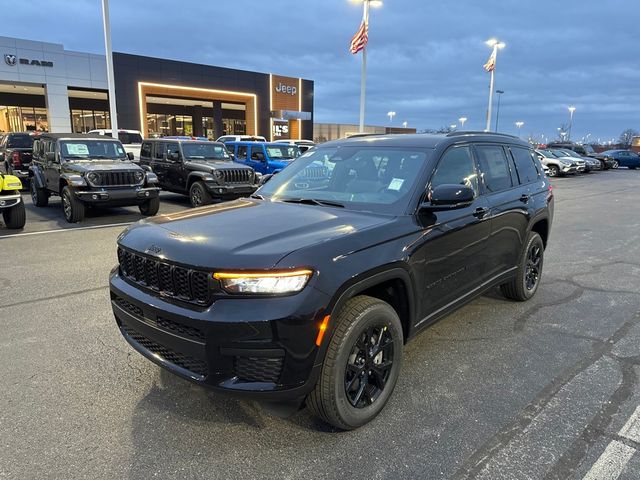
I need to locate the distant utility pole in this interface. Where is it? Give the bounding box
[102,0,118,138]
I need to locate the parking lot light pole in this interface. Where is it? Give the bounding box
[387,111,396,123]
[484,39,505,132]
[515,121,524,137]
[495,90,504,132]
[101,0,118,138]
[568,106,576,140]
[458,117,467,128]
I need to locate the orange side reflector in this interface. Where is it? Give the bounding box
[315,315,331,346]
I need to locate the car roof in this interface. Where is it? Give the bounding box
[319,132,530,149]
[144,138,222,145]
[35,133,109,140]
[226,141,301,147]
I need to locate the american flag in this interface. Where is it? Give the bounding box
[483,49,496,72]
[350,19,369,54]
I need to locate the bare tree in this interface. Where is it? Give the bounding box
[556,123,569,141]
[619,129,638,148]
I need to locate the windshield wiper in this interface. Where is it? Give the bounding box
[281,198,344,208]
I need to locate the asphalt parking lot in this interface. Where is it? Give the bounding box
[2,169,640,479]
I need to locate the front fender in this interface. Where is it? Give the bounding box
[29,165,46,188]
[60,173,87,187]
[0,174,23,191]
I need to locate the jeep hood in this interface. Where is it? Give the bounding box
[63,160,142,173]
[118,199,395,270]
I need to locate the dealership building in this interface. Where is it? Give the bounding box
[0,36,313,141]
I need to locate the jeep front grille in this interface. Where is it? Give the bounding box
[117,247,211,305]
[222,169,252,184]
[300,166,329,179]
[91,171,140,186]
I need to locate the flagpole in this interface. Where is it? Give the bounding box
[358,0,370,133]
[485,44,497,132]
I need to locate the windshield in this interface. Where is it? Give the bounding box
[539,150,558,158]
[583,144,595,154]
[266,145,301,159]
[60,140,127,161]
[551,149,573,158]
[118,132,142,144]
[182,142,231,161]
[7,134,34,149]
[258,146,431,214]
[558,149,580,158]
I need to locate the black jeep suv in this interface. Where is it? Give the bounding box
[139,138,259,207]
[110,132,554,429]
[30,134,160,223]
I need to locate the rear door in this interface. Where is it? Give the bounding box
[474,144,531,275]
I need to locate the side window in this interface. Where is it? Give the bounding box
[250,145,264,160]
[166,142,180,159]
[140,142,152,158]
[236,145,247,160]
[510,147,540,184]
[154,143,166,159]
[475,145,513,193]
[430,146,479,195]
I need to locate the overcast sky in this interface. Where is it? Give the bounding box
[4,0,639,142]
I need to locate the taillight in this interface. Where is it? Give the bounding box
[11,151,21,168]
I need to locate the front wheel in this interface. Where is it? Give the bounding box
[139,196,160,216]
[547,165,559,177]
[31,180,49,207]
[189,181,212,208]
[306,296,404,430]
[501,231,544,301]
[2,201,26,229]
[61,186,85,223]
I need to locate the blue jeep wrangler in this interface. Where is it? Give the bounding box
[224,141,301,174]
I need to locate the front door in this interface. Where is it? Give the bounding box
[411,145,491,324]
[150,142,169,188]
[248,145,268,174]
[44,141,61,193]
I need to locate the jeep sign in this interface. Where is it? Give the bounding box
[275,82,297,96]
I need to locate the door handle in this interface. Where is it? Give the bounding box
[520,194,530,203]
[473,207,489,218]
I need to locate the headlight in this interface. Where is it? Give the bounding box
[214,170,225,181]
[86,172,100,184]
[213,269,313,295]
[134,171,144,183]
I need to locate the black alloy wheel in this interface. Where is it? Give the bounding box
[344,325,394,408]
[189,181,212,208]
[31,180,49,207]
[306,295,404,430]
[61,186,85,223]
[524,243,542,291]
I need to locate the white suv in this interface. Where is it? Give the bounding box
[88,129,143,161]
[216,135,266,143]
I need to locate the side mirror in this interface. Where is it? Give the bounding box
[259,173,275,185]
[127,152,135,161]
[46,152,56,163]
[421,184,475,211]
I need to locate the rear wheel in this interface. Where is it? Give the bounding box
[547,165,559,177]
[61,186,85,223]
[139,196,160,216]
[189,181,212,208]
[30,180,49,207]
[501,231,544,301]
[306,296,404,430]
[2,200,26,229]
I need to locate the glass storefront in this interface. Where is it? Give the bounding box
[202,116,215,139]
[71,109,110,133]
[222,118,246,136]
[0,106,48,133]
[147,114,193,137]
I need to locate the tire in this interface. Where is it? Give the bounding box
[139,196,160,216]
[306,295,404,430]
[189,181,212,208]
[501,231,544,301]
[547,165,559,177]
[30,180,49,207]
[612,160,619,169]
[2,200,26,229]
[61,186,85,223]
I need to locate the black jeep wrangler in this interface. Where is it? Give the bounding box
[110,132,553,429]
[139,138,259,207]
[30,134,160,223]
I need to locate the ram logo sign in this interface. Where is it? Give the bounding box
[4,54,16,66]
[3,54,53,68]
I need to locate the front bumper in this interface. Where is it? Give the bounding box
[560,165,576,174]
[204,182,258,199]
[0,193,21,209]
[75,186,160,206]
[109,269,329,401]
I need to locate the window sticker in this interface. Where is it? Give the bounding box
[66,144,89,155]
[117,147,124,154]
[388,178,404,191]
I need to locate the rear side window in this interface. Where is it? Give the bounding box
[7,134,34,149]
[475,145,513,193]
[430,146,479,195]
[154,143,165,159]
[510,147,539,184]
[140,142,152,158]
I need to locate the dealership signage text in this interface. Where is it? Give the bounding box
[275,82,296,96]
[4,54,53,67]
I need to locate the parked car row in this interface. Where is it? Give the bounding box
[532,143,640,177]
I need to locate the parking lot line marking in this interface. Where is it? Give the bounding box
[0,222,132,239]
[582,440,635,480]
[619,406,640,443]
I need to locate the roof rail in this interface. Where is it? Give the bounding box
[446,131,519,139]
